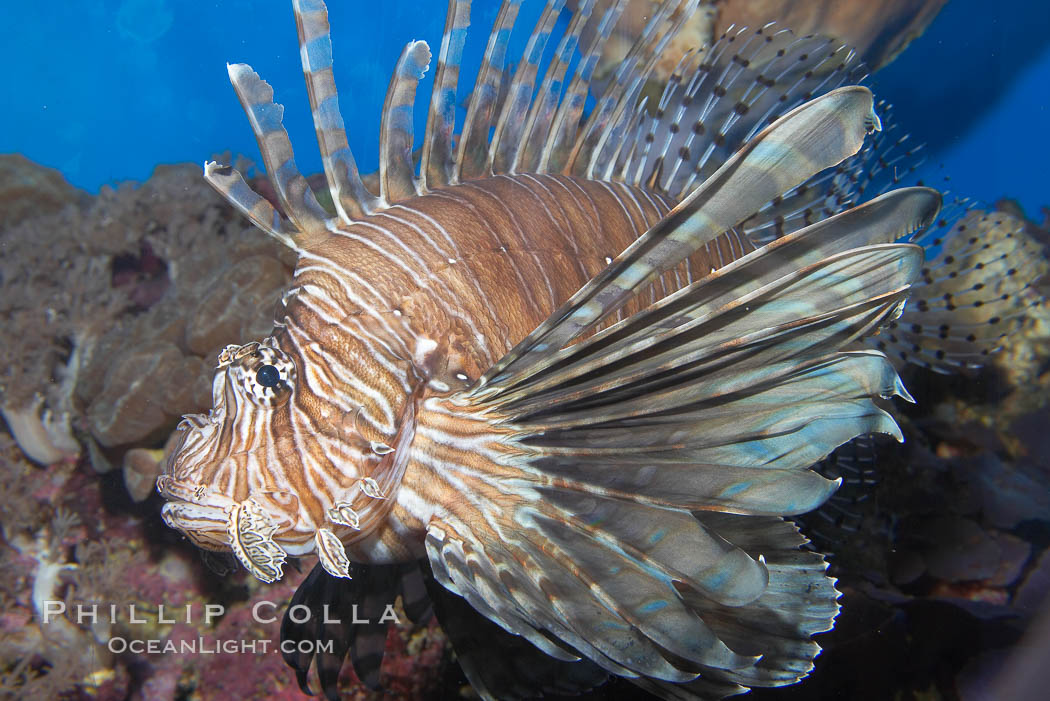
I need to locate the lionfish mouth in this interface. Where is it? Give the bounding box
[158,468,304,582]
[158,413,300,575]
[157,474,236,552]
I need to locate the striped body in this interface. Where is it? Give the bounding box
[299,175,678,561]
[165,176,663,557]
[170,174,763,562]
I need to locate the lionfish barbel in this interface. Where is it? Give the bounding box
[159,0,944,697]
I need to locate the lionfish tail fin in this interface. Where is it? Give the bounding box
[872,209,1049,372]
[419,93,932,694]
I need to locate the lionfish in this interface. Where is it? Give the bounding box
[158,0,951,698]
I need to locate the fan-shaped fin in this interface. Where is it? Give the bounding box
[489,187,938,410]
[476,86,884,392]
[634,514,840,698]
[422,559,610,700]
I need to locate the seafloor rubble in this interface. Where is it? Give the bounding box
[1,147,1048,700]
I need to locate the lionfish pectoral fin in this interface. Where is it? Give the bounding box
[418,90,930,693]
[629,513,842,698]
[475,85,884,393]
[419,557,611,700]
[226,499,288,583]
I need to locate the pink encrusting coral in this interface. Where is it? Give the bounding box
[0,430,447,700]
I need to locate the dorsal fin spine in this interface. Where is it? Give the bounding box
[379,40,433,203]
[293,0,379,222]
[203,161,300,251]
[538,0,627,174]
[421,0,471,189]
[514,0,596,174]
[455,0,523,181]
[227,63,331,244]
[574,0,698,179]
[490,0,567,175]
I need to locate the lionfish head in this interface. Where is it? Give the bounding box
[158,339,308,581]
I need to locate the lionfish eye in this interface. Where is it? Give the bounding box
[227,343,296,407]
[256,364,281,388]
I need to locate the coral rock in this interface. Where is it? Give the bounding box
[0,154,88,231]
[713,0,948,69]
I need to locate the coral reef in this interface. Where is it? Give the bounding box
[1,156,295,487]
[68,162,296,451]
[580,0,948,90]
[0,159,128,465]
[713,0,948,69]
[0,154,89,231]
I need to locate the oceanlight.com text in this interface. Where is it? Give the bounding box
[106,637,336,655]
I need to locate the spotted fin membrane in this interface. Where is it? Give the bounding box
[793,434,879,550]
[872,208,1048,372]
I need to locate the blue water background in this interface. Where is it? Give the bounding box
[3,0,1048,216]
